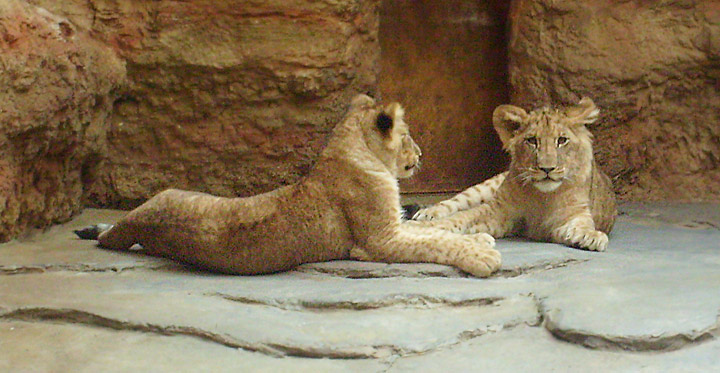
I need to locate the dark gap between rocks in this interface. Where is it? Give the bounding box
[0,307,389,360]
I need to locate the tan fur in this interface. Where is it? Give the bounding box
[411,98,617,252]
[96,94,500,276]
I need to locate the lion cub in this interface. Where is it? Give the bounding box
[410,98,616,252]
[76,95,501,277]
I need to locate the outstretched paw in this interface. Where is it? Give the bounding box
[74,224,113,240]
[469,232,496,248]
[575,230,608,252]
[457,234,501,278]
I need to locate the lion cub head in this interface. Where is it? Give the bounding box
[351,94,422,179]
[493,98,599,193]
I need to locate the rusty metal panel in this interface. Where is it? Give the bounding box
[380,0,510,193]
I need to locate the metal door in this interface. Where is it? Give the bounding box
[380,0,510,193]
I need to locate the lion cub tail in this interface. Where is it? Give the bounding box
[73,224,114,240]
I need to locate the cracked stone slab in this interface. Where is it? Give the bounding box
[207,273,532,309]
[534,220,720,351]
[0,321,384,373]
[493,239,594,277]
[388,325,720,372]
[296,260,467,278]
[620,201,720,230]
[0,271,539,359]
[1,202,720,367]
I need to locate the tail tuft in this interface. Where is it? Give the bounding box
[74,224,113,240]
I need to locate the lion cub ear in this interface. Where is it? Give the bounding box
[350,93,375,109]
[566,97,599,125]
[493,104,528,146]
[376,102,404,136]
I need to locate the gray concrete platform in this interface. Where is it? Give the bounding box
[1,202,719,372]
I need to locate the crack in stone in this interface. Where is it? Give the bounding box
[376,293,546,366]
[295,259,587,280]
[493,259,589,278]
[208,292,503,312]
[0,308,275,353]
[0,293,551,362]
[0,308,387,360]
[454,318,542,343]
[0,305,535,361]
[539,301,720,352]
[0,263,181,276]
[293,265,466,279]
[679,220,720,231]
[0,258,585,278]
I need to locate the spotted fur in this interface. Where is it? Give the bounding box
[410,98,616,252]
[412,172,506,221]
[77,95,500,277]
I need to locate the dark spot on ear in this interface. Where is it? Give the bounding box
[376,112,393,135]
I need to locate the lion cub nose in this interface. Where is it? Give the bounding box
[539,167,556,174]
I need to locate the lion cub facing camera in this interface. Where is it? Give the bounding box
[410,98,616,252]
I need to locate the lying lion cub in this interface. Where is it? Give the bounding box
[76,95,500,277]
[409,98,616,252]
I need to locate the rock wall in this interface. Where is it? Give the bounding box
[0,0,380,241]
[28,0,381,207]
[508,0,720,201]
[0,0,125,240]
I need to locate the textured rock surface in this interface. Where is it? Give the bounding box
[1,203,719,370]
[0,321,385,373]
[27,0,382,207]
[389,325,720,372]
[508,0,720,201]
[0,0,125,240]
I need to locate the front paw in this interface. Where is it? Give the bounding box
[457,234,501,277]
[469,232,496,248]
[574,230,608,252]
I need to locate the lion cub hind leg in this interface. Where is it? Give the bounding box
[354,226,501,277]
[96,222,141,251]
[75,222,139,251]
[551,215,608,252]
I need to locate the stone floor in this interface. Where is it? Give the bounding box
[1,201,719,372]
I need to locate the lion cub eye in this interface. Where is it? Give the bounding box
[524,137,538,147]
[557,136,569,146]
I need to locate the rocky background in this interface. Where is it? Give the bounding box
[0,0,380,240]
[1,0,719,241]
[0,0,125,240]
[27,0,381,208]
